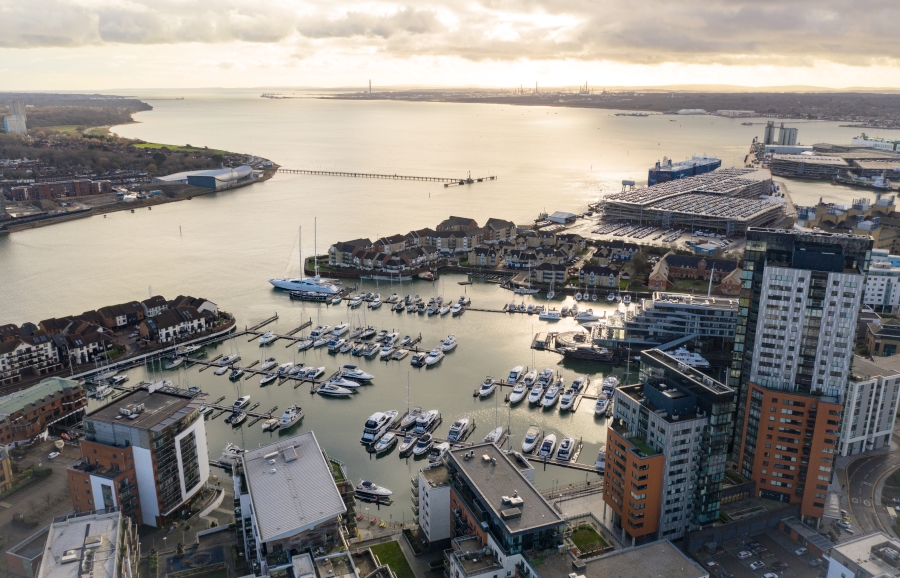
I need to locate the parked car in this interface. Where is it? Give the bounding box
[737,551,752,560]
[706,561,719,570]
[749,561,765,571]
[762,573,779,578]
[752,547,768,555]
[771,561,788,570]
[795,547,808,556]
[48,451,60,460]
[837,520,852,529]
[746,541,761,549]
[809,559,823,567]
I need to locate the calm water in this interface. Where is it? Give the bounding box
[0,91,875,520]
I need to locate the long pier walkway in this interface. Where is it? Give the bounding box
[277,168,497,186]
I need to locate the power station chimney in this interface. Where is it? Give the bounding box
[369,80,372,94]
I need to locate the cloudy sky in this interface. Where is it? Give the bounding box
[2,0,898,90]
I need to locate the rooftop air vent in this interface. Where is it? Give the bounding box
[482,454,491,462]
[60,550,80,564]
[282,446,298,463]
[263,451,279,461]
[84,535,102,549]
[500,507,522,520]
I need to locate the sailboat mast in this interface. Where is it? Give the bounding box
[299,226,303,280]
[314,217,319,277]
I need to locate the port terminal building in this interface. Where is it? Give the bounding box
[601,168,783,235]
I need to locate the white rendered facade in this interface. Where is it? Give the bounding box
[865,250,900,314]
[839,356,900,456]
[417,465,451,543]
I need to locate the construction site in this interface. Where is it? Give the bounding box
[600,168,786,235]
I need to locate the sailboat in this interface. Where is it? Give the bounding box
[514,265,540,294]
[269,222,341,294]
[546,270,556,300]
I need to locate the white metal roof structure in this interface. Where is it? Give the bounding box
[241,431,346,543]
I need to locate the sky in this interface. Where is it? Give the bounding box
[2,0,900,90]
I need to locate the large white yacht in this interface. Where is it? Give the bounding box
[269,275,341,294]
[279,405,303,428]
[360,410,398,444]
[667,347,711,368]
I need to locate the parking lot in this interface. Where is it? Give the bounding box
[701,532,825,578]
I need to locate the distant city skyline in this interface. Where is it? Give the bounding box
[1,0,899,90]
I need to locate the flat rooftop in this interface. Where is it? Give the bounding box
[854,160,900,170]
[650,193,782,220]
[652,292,738,311]
[829,531,900,575]
[453,536,503,576]
[448,443,562,536]
[605,167,769,207]
[85,387,196,432]
[242,431,346,542]
[421,464,451,488]
[772,154,850,166]
[37,510,121,578]
[850,354,900,382]
[536,541,706,578]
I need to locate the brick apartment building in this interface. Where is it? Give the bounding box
[8,179,112,201]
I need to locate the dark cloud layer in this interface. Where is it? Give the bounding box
[1,0,898,66]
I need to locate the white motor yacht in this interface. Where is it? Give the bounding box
[439,305,451,316]
[362,343,380,358]
[399,433,417,454]
[269,275,341,294]
[309,325,332,339]
[400,407,423,430]
[667,347,711,368]
[482,426,503,444]
[360,326,377,339]
[413,409,439,434]
[528,384,544,404]
[327,338,346,352]
[541,384,561,407]
[392,349,409,360]
[374,433,398,454]
[384,332,399,345]
[260,372,278,385]
[261,418,279,432]
[537,434,557,458]
[594,393,610,416]
[523,369,538,386]
[623,294,631,305]
[176,344,202,356]
[214,365,229,376]
[331,296,342,305]
[288,364,306,376]
[425,348,445,366]
[261,357,278,371]
[277,362,294,376]
[447,417,470,442]
[451,303,463,316]
[332,323,349,336]
[355,480,393,500]
[509,383,528,404]
[375,330,388,342]
[478,377,497,397]
[559,388,576,410]
[539,308,561,321]
[279,405,303,428]
[317,383,355,396]
[314,335,330,347]
[571,376,587,393]
[556,437,575,461]
[574,309,600,322]
[164,357,184,370]
[228,368,244,381]
[399,335,412,346]
[296,338,313,351]
[305,366,325,379]
[387,293,399,303]
[259,331,278,346]
[601,376,618,395]
[219,354,240,366]
[233,395,251,408]
[340,364,374,381]
[326,376,362,389]
[429,442,450,463]
[606,293,616,302]
[537,369,554,387]
[412,434,434,456]
[595,449,606,472]
[370,297,382,309]
[440,335,458,352]
[379,344,396,359]
[522,425,541,453]
[505,366,524,384]
[360,410,399,444]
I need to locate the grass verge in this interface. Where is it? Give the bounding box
[370,542,415,578]
[133,143,228,155]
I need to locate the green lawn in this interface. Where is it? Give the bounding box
[133,142,228,155]
[570,525,609,552]
[370,542,415,578]
[44,125,83,134]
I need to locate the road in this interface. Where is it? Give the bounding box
[846,450,900,534]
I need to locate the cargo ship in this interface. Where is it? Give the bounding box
[648,155,722,185]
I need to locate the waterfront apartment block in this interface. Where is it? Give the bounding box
[7,179,113,201]
[415,463,452,545]
[0,377,86,446]
[443,443,564,578]
[733,228,872,524]
[34,509,138,578]
[232,432,349,577]
[825,532,900,578]
[67,384,209,527]
[864,249,900,314]
[839,355,900,456]
[600,292,737,351]
[604,349,734,544]
[0,329,64,387]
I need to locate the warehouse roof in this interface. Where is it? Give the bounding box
[37,510,122,578]
[771,154,849,166]
[242,431,346,542]
[537,540,706,578]
[155,165,252,183]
